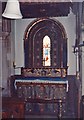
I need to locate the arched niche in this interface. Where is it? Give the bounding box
[24,18,67,69]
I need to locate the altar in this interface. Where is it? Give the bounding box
[7,75,68,118]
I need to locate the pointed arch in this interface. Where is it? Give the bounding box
[43,35,51,66]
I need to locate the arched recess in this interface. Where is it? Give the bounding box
[24,18,67,69]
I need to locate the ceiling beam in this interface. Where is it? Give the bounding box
[20,2,72,18]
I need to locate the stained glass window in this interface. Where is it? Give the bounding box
[43,35,51,66]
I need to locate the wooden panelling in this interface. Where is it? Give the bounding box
[2,97,25,119]
[2,18,11,33]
